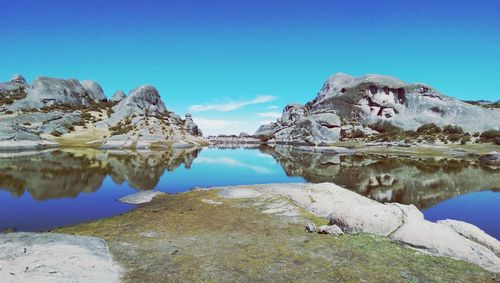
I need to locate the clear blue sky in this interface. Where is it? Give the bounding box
[1,0,499,134]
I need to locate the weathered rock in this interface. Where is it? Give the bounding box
[0,232,122,283]
[438,219,500,257]
[389,203,500,273]
[256,73,500,144]
[80,80,106,102]
[218,183,500,272]
[118,190,166,204]
[0,74,206,150]
[185,113,202,136]
[10,74,26,84]
[108,85,166,124]
[10,76,106,109]
[305,223,317,233]
[111,90,126,102]
[318,225,344,235]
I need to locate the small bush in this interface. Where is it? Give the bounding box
[4,110,14,114]
[23,122,31,126]
[479,130,500,145]
[448,133,461,142]
[442,125,464,135]
[417,123,441,134]
[51,130,62,137]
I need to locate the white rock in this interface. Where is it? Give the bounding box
[318,225,344,235]
[0,232,122,283]
[118,190,165,204]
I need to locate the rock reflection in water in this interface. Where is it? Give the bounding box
[0,148,201,200]
[260,145,500,209]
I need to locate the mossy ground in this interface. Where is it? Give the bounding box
[54,189,496,282]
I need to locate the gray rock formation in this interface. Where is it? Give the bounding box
[107,85,166,124]
[9,76,106,110]
[10,73,26,84]
[111,90,126,102]
[0,232,122,282]
[256,73,500,144]
[0,74,205,150]
[219,183,500,272]
[184,113,203,136]
[80,80,107,102]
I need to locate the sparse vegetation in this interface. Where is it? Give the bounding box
[50,130,63,137]
[479,130,500,145]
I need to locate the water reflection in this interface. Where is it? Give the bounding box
[259,145,499,209]
[0,146,498,233]
[0,148,201,200]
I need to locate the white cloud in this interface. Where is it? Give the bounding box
[194,157,271,174]
[267,105,280,110]
[257,111,282,118]
[189,95,276,112]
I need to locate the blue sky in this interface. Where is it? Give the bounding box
[1,0,499,135]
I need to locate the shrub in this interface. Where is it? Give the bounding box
[417,123,441,134]
[460,135,471,145]
[64,124,75,131]
[370,121,402,134]
[350,129,365,139]
[479,130,500,145]
[447,133,461,142]
[442,125,464,135]
[51,130,62,137]
[4,110,14,114]
[23,122,31,126]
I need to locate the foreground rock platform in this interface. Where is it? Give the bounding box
[218,183,500,272]
[0,232,122,283]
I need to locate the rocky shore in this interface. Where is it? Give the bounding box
[1,183,498,282]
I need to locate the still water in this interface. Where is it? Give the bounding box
[0,146,498,239]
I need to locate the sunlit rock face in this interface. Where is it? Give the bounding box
[0,74,205,149]
[0,148,201,200]
[8,77,106,110]
[259,145,499,209]
[256,73,500,144]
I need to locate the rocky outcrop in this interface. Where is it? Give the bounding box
[0,74,204,150]
[184,113,202,136]
[8,76,106,110]
[0,232,122,282]
[219,183,500,272]
[256,73,500,144]
[111,90,126,102]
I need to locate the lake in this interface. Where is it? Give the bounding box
[0,146,498,239]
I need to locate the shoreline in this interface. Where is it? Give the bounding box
[1,182,499,282]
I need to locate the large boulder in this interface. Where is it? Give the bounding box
[0,232,122,282]
[10,73,26,84]
[256,73,500,144]
[111,90,126,102]
[184,113,202,136]
[109,85,166,124]
[9,76,106,110]
[80,80,106,102]
[219,183,500,272]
